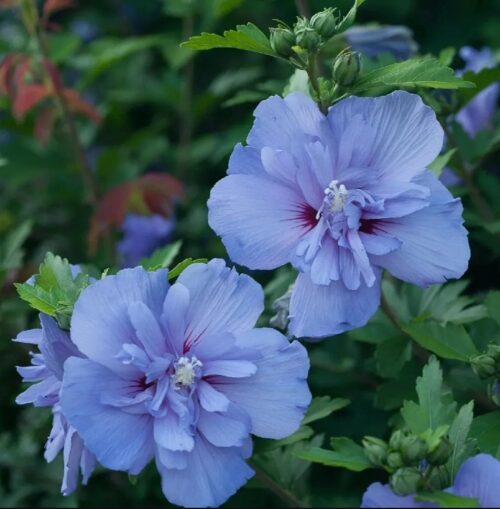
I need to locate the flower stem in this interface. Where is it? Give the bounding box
[249,461,305,507]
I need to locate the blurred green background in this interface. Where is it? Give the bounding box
[1,0,499,507]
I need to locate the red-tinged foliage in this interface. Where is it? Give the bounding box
[0,0,19,8]
[89,174,184,253]
[0,54,27,96]
[43,0,76,19]
[63,88,102,123]
[13,84,51,119]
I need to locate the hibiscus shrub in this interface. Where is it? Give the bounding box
[1,0,500,507]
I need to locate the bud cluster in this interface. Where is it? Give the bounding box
[363,428,453,495]
[269,8,338,58]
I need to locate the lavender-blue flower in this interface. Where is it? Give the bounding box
[60,260,311,507]
[208,91,470,339]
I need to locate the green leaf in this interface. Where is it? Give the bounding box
[402,321,479,361]
[168,258,208,280]
[428,149,457,177]
[181,23,276,58]
[485,291,500,327]
[336,0,366,33]
[447,401,475,478]
[401,356,457,434]
[438,47,456,66]
[375,336,412,378]
[14,283,59,316]
[469,411,500,458]
[302,396,350,425]
[140,241,182,271]
[293,437,371,472]
[351,57,475,93]
[36,253,81,302]
[259,425,315,452]
[415,491,479,507]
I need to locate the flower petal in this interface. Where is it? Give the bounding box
[216,328,311,439]
[361,482,435,508]
[369,173,470,287]
[327,91,444,182]
[61,357,154,474]
[197,404,250,447]
[176,259,264,346]
[128,301,166,359]
[70,267,169,376]
[158,435,254,508]
[208,174,311,270]
[289,271,382,339]
[154,412,195,452]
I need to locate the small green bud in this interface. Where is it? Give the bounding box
[295,20,321,52]
[362,436,388,467]
[332,49,362,87]
[389,429,407,451]
[471,353,497,379]
[487,343,500,362]
[390,467,421,496]
[270,27,296,58]
[310,8,337,39]
[400,436,428,465]
[427,437,453,466]
[387,451,404,470]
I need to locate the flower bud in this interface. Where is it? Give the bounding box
[389,429,406,451]
[471,353,497,379]
[362,436,388,467]
[390,467,421,496]
[427,437,453,466]
[310,8,337,39]
[332,49,362,87]
[295,20,321,52]
[400,436,427,465]
[387,451,404,470]
[487,343,500,362]
[270,27,296,58]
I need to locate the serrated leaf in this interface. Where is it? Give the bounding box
[181,23,276,58]
[402,321,479,361]
[14,283,59,316]
[469,411,500,458]
[293,437,371,472]
[428,149,457,177]
[485,291,500,327]
[351,57,475,93]
[447,401,475,478]
[168,257,208,280]
[302,397,350,425]
[336,0,366,33]
[140,241,182,271]
[415,491,479,507]
[401,356,457,434]
[36,253,79,300]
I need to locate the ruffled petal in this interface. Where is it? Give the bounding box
[61,358,154,474]
[158,435,254,508]
[216,328,310,439]
[289,271,381,339]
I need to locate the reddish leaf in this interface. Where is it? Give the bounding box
[0,53,26,96]
[34,106,57,144]
[42,59,63,91]
[43,0,76,18]
[0,0,20,8]
[63,88,101,123]
[88,174,184,253]
[13,84,51,119]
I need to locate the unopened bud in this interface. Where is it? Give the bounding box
[310,8,337,39]
[390,467,421,496]
[471,353,497,379]
[332,49,362,87]
[487,343,500,361]
[389,429,406,451]
[295,20,321,52]
[362,436,388,467]
[270,27,296,58]
[400,436,427,465]
[387,451,404,470]
[427,437,453,466]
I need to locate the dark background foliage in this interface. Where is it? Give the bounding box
[1,0,499,507]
